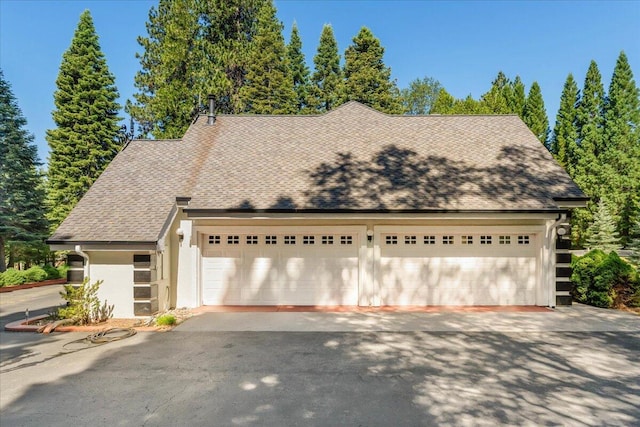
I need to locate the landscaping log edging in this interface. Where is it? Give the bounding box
[4,315,161,332]
[0,278,67,293]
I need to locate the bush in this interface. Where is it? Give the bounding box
[43,264,62,280]
[24,266,48,283]
[572,250,638,308]
[1,269,27,286]
[58,278,114,325]
[156,314,176,326]
[57,264,69,280]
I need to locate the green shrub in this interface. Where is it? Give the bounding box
[58,278,113,325]
[24,266,48,283]
[1,269,27,286]
[0,273,4,287]
[57,264,69,280]
[155,314,176,326]
[43,264,62,280]
[572,250,638,308]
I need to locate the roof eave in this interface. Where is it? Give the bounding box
[184,208,569,217]
[552,197,590,209]
[47,240,159,251]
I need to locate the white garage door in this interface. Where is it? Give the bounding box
[378,228,538,305]
[201,228,361,305]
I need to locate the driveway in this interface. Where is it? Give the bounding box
[0,297,638,426]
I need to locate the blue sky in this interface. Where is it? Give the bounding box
[1,0,639,164]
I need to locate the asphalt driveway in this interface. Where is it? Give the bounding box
[1,292,639,426]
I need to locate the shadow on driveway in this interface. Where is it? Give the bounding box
[1,326,639,426]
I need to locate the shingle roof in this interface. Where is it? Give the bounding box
[50,101,585,243]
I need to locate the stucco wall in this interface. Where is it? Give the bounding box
[89,251,135,318]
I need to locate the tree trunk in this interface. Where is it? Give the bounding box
[0,236,6,272]
[7,243,14,269]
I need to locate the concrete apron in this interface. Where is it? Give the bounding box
[175,303,640,333]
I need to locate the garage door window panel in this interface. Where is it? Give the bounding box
[423,235,436,245]
[266,235,277,245]
[322,235,334,245]
[404,235,417,245]
[341,236,353,245]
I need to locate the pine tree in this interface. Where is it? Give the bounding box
[523,81,549,146]
[550,74,579,171]
[508,76,526,119]
[342,27,403,114]
[308,24,343,112]
[574,60,606,197]
[430,88,456,114]
[0,70,48,271]
[127,0,264,137]
[454,95,491,114]
[481,71,511,114]
[571,61,607,247]
[239,2,295,114]
[586,199,622,252]
[45,10,121,231]
[601,51,640,244]
[287,22,311,113]
[628,213,640,265]
[401,76,442,115]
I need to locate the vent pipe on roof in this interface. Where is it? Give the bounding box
[207,94,216,125]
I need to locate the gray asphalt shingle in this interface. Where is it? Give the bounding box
[50,101,585,243]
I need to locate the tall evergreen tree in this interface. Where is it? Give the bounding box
[401,76,442,115]
[342,27,403,114]
[481,71,511,114]
[287,22,311,113]
[586,199,622,252]
[309,24,343,112]
[430,88,456,114]
[239,1,295,113]
[508,76,526,119]
[45,10,121,231]
[574,60,606,197]
[571,60,606,246]
[522,81,549,146]
[628,213,640,265]
[601,51,640,244]
[550,74,579,171]
[0,70,48,271]
[127,0,264,137]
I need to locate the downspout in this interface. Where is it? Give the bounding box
[75,244,90,281]
[551,213,567,234]
[549,213,567,307]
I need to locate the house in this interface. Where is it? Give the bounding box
[48,101,587,318]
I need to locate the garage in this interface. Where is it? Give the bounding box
[200,227,363,305]
[376,226,539,306]
[200,224,542,307]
